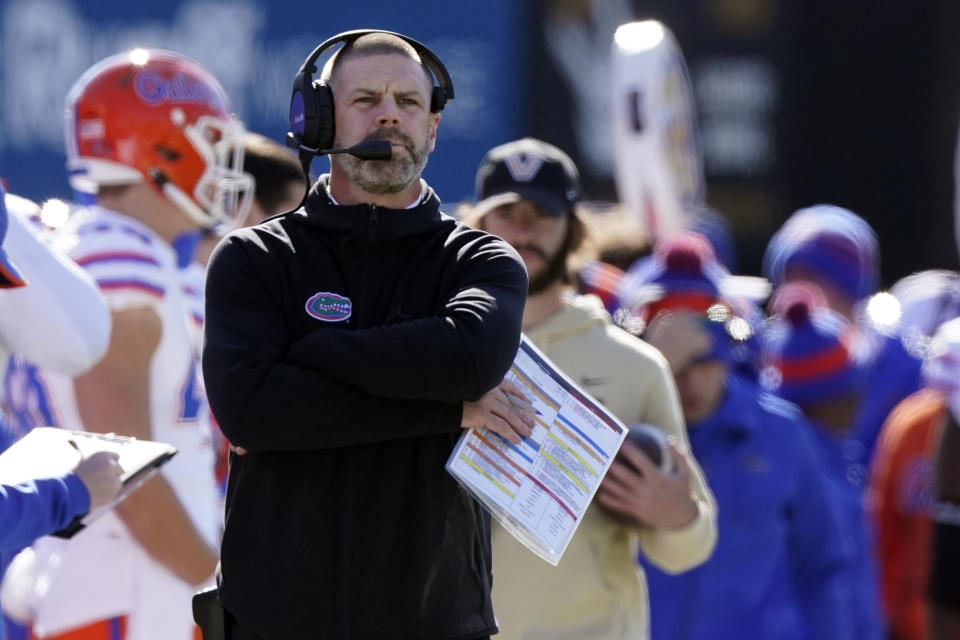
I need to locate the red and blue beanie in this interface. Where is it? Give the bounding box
[762,281,866,405]
[623,232,749,364]
[635,232,723,320]
[762,205,878,303]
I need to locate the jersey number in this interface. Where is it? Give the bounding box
[177,359,204,423]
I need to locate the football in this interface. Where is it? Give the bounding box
[594,423,674,526]
[620,422,672,474]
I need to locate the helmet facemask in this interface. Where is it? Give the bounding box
[165,109,253,232]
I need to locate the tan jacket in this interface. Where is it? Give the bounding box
[492,294,717,640]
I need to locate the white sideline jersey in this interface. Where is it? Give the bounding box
[179,259,230,510]
[0,194,110,384]
[3,205,218,639]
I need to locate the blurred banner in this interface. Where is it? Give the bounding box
[610,20,705,241]
[526,0,790,271]
[0,0,526,205]
[525,0,960,281]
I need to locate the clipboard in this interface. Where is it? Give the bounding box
[446,335,628,565]
[0,427,177,538]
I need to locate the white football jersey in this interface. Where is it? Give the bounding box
[0,194,110,385]
[179,259,230,508]
[4,205,218,639]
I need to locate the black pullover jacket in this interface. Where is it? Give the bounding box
[202,177,527,639]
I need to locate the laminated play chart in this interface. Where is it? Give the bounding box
[447,335,627,565]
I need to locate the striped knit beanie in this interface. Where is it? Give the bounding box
[762,281,866,405]
[763,205,878,303]
[626,232,747,363]
[638,232,722,320]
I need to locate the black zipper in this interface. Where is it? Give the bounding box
[355,204,378,327]
[366,204,379,249]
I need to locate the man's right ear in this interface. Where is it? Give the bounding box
[426,113,441,153]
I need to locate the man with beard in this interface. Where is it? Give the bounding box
[202,31,531,640]
[463,138,717,640]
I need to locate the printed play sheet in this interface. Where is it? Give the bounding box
[446,335,627,565]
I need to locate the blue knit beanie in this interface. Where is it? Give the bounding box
[763,205,878,303]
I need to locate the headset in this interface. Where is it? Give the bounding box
[287,28,455,157]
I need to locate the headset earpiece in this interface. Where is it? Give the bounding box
[311,80,336,152]
[287,67,335,153]
[288,69,314,148]
[430,86,447,114]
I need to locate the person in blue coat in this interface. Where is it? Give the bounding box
[0,451,122,640]
[635,233,855,640]
[0,451,122,553]
[762,204,922,469]
[761,281,885,640]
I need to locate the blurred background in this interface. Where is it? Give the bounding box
[1,0,958,282]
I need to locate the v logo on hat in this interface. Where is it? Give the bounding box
[474,138,581,218]
[504,154,545,183]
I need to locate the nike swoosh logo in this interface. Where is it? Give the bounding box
[580,376,609,387]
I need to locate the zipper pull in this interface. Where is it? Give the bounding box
[369,204,378,224]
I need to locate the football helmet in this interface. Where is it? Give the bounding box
[65,49,253,230]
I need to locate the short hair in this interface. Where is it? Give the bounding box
[321,32,433,89]
[242,132,305,214]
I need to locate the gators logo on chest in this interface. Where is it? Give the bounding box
[305,291,352,322]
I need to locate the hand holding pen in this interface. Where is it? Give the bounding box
[72,448,123,511]
[505,393,540,417]
[461,378,536,445]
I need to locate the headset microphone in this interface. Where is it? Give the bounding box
[322,140,393,160]
[285,134,393,161]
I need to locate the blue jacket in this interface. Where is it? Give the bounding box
[642,375,853,640]
[0,474,89,553]
[0,473,89,640]
[853,332,922,469]
[805,423,884,640]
